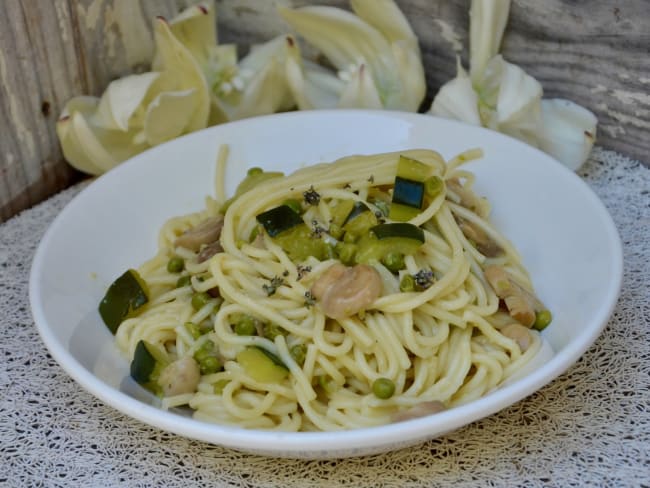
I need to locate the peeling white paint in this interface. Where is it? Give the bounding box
[435,19,463,53]
[0,50,37,170]
[54,2,70,42]
[596,101,649,129]
[608,109,650,129]
[635,108,650,118]
[591,84,608,94]
[640,77,650,84]
[90,0,105,26]
[83,0,105,31]
[612,89,650,106]
[102,5,118,60]
[600,123,626,138]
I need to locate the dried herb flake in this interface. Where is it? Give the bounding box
[303,186,321,206]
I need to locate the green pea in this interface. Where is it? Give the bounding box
[176,275,192,288]
[213,379,229,394]
[399,274,415,292]
[184,321,201,339]
[247,167,263,176]
[282,198,303,215]
[343,231,357,244]
[372,377,395,399]
[289,344,307,366]
[382,251,405,272]
[191,292,212,311]
[263,323,287,341]
[235,315,257,336]
[194,340,215,361]
[167,256,185,273]
[425,176,444,198]
[533,310,553,330]
[198,321,213,335]
[199,355,222,375]
[328,223,344,239]
[336,242,357,265]
[318,375,337,394]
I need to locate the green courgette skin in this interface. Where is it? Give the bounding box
[392,177,424,209]
[254,346,288,370]
[99,269,149,334]
[130,340,156,384]
[256,205,304,237]
[371,223,425,243]
[343,201,371,225]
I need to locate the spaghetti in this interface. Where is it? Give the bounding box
[111,148,550,431]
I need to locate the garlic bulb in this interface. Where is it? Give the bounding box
[430,0,597,170]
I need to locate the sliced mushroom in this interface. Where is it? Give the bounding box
[197,241,224,263]
[310,263,347,300]
[485,310,518,330]
[310,264,382,320]
[456,216,503,257]
[392,400,446,423]
[500,323,532,352]
[174,215,224,252]
[446,178,487,218]
[484,265,544,327]
[157,356,201,396]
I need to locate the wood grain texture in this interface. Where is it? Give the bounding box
[0,0,188,221]
[0,0,648,221]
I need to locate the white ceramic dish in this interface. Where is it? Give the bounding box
[30,110,622,459]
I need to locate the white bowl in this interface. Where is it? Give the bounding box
[29,110,622,458]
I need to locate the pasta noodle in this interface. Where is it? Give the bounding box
[113,148,549,431]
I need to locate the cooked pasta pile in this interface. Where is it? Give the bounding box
[110,148,550,431]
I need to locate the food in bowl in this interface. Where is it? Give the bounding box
[101,147,552,431]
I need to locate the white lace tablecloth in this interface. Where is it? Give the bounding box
[1,147,648,487]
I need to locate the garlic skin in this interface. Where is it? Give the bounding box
[430,61,481,126]
[430,0,598,171]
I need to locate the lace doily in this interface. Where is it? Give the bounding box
[1,147,648,487]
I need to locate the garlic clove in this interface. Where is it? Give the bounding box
[430,62,481,125]
[338,63,383,109]
[152,0,217,71]
[93,72,160,131]
[217,36,295,120]
[350,0,418,49]
[144,89,198,146]
[537,98,598,171]
[152,17,210,133]
[57,98,105,175]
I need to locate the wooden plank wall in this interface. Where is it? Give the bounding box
[1,0,648,221]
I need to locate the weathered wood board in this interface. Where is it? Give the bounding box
[1,0,648,221]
